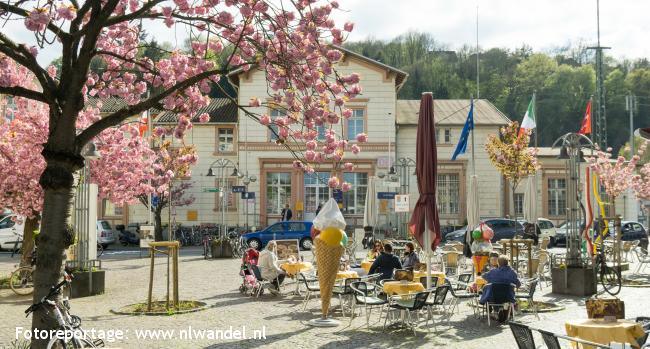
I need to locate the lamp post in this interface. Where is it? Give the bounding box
[395,157,416,237]
[241,172,257,230]
[206,158,239,252]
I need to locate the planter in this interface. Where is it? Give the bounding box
[211,240,233,258]
[70,270,105,298]
[551,266,596,296]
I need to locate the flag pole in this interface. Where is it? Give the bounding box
[533,91,537,149]
[470,96,476,177]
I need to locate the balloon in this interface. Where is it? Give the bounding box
[340,232,349,247]
[482,226,495,241]
[471,229,482,240]
[318,227,344,246]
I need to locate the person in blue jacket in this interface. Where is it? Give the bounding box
[369,243,402,280]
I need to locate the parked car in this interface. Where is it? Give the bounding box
[607,221,649,245]
[242,221,314,251]
[553,220,585,247]
[444,219,524,243]
[518,218,558,246]
[96,220,117,248]
[442,226,467,243]
[0,214,24,251]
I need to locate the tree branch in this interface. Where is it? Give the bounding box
[76,68,226,146]
[0,34,56,99]
[0,1,71,40]
[0,86,48,103]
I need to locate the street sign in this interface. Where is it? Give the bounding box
[203,187,220,193]
[395,194,410,212]
[151,195,159,207]
[386,182,401,188]
[332,189,343,203]
[231,186,246,193]
[241,192,256,199]
[377,191,397,200]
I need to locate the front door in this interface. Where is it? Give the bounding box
[304,172,330,221]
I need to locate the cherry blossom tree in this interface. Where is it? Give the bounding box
[588,142,647,201]
[0,2,359,343]
[91,134,198,241]
[485,121,540,217]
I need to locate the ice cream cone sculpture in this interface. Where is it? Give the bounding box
[315,227,346,318]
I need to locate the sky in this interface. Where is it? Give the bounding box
[4,0,650,66]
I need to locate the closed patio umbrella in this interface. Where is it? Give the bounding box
[363,176,377,229]
[524,175,538,224]
[464,175,480,256]
[408,92,441,289]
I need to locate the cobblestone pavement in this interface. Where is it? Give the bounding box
[0,247,649,348]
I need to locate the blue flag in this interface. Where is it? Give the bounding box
[451,99,474,160]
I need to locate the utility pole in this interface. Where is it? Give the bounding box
[587,0,611,149]
[626,94,637,154]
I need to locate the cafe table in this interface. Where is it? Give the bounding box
[280,261,314,295]
[383,280,425,296]
[412,271,446,286]
[565,319,645,349]
[360,260,374,273]
[336,270,359,280]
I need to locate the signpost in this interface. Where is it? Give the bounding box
[394,194,410,212]
[231,186,246,193]
[377,192,397,200]
[203,187,220,193]
[241,192,255,199]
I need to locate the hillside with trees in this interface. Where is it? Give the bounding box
[345,32,650,152]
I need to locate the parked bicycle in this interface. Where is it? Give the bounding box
[202,233,212,259]
[594,240,621,296]
[25,269,104,348]
[10,248,36,295]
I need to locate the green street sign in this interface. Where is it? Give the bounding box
[203,187,221,193]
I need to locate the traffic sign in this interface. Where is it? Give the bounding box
[395,194,410,212]
[203,187,220,193]
[232,186,246,193]
[377,192,397,200]
[241,192,256,199]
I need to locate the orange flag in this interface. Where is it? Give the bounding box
[578,99,592,135]
[139,113,148,137]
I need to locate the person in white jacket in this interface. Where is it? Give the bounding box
[257,241,290,294]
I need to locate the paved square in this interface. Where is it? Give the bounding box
[1,248,648,348]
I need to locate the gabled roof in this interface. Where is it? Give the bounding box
[156,98,238,124]
[396,99,511,126]
[228,45,409,91]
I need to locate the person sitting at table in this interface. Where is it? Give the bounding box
[367,241,383,260]
[479,255,521,305]
[369,243,402,280]
[482,252,500,273]
[401,242,420,270]
[258,241,289,295]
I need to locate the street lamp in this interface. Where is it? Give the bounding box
[394,157,416,237]
[241,172,257,229]
[205,158,239,249]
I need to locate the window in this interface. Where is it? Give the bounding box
[268,223,284,233]
[437,173,459,215]
[266,172,292,214]
[548,178,566,216]
[269,107,286,141]
[342,172,368,214]
[0,217,15,229]
[346,108,365,140]
[316,124,327,140]
[217,128,234,153]
[514,193,524,216]
[103,199,123,217]
[304,172,330,215]
[435,129,440,143]
[444,129,451,143]
[288,222,307,231]
[100,221,111,230]
[216,178,237,211]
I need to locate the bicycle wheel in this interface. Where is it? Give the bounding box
[96,243,104,257]
[598,260,622,296]
[47,336,98,349]
[10,266,34,295]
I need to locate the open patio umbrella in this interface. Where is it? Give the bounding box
[523,175,538,225]
[408,92,441,289]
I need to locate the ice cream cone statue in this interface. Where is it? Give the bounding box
[314,229,345,318]
[308,198,348,327]
[470,223,494,274]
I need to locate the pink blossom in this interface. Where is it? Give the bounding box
[343,22,354,32]
[198,113,210,123]
[355,133,368,143]
[260,114,271,125]
[249,97,261,107]
[328,176,340,188]
[351,144,361,154]
[343,162,354,171]
[341,182,352,192]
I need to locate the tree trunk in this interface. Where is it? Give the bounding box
[154,206,164,241]
[20,216,40,268]
[31,184,76,349]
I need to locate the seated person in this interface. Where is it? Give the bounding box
[369,243,402,280]
[401,242,420,270]
[482,252,500,273]
[479,255,521,305]
[257,241,289,295]
[367,241,383,260]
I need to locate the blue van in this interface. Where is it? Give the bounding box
[242,221,314,250]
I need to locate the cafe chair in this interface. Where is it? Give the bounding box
[445,279,478,316]
[420,276,439,289]
[332,277,360,317]
[537,329,612,349]
[249,264,278,298]
[634,249,650,275]
[425,285,450,329]
[481,283,516,326]
[508,322,537,349]
[636,317,650,346]
[514,279,539,319]
[361,273,383,294]
[622,240,640,262]
[384,290,432,335]
[349,281,388,328]
[298,272,320,311]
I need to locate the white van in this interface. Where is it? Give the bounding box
[0,214,24,250]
